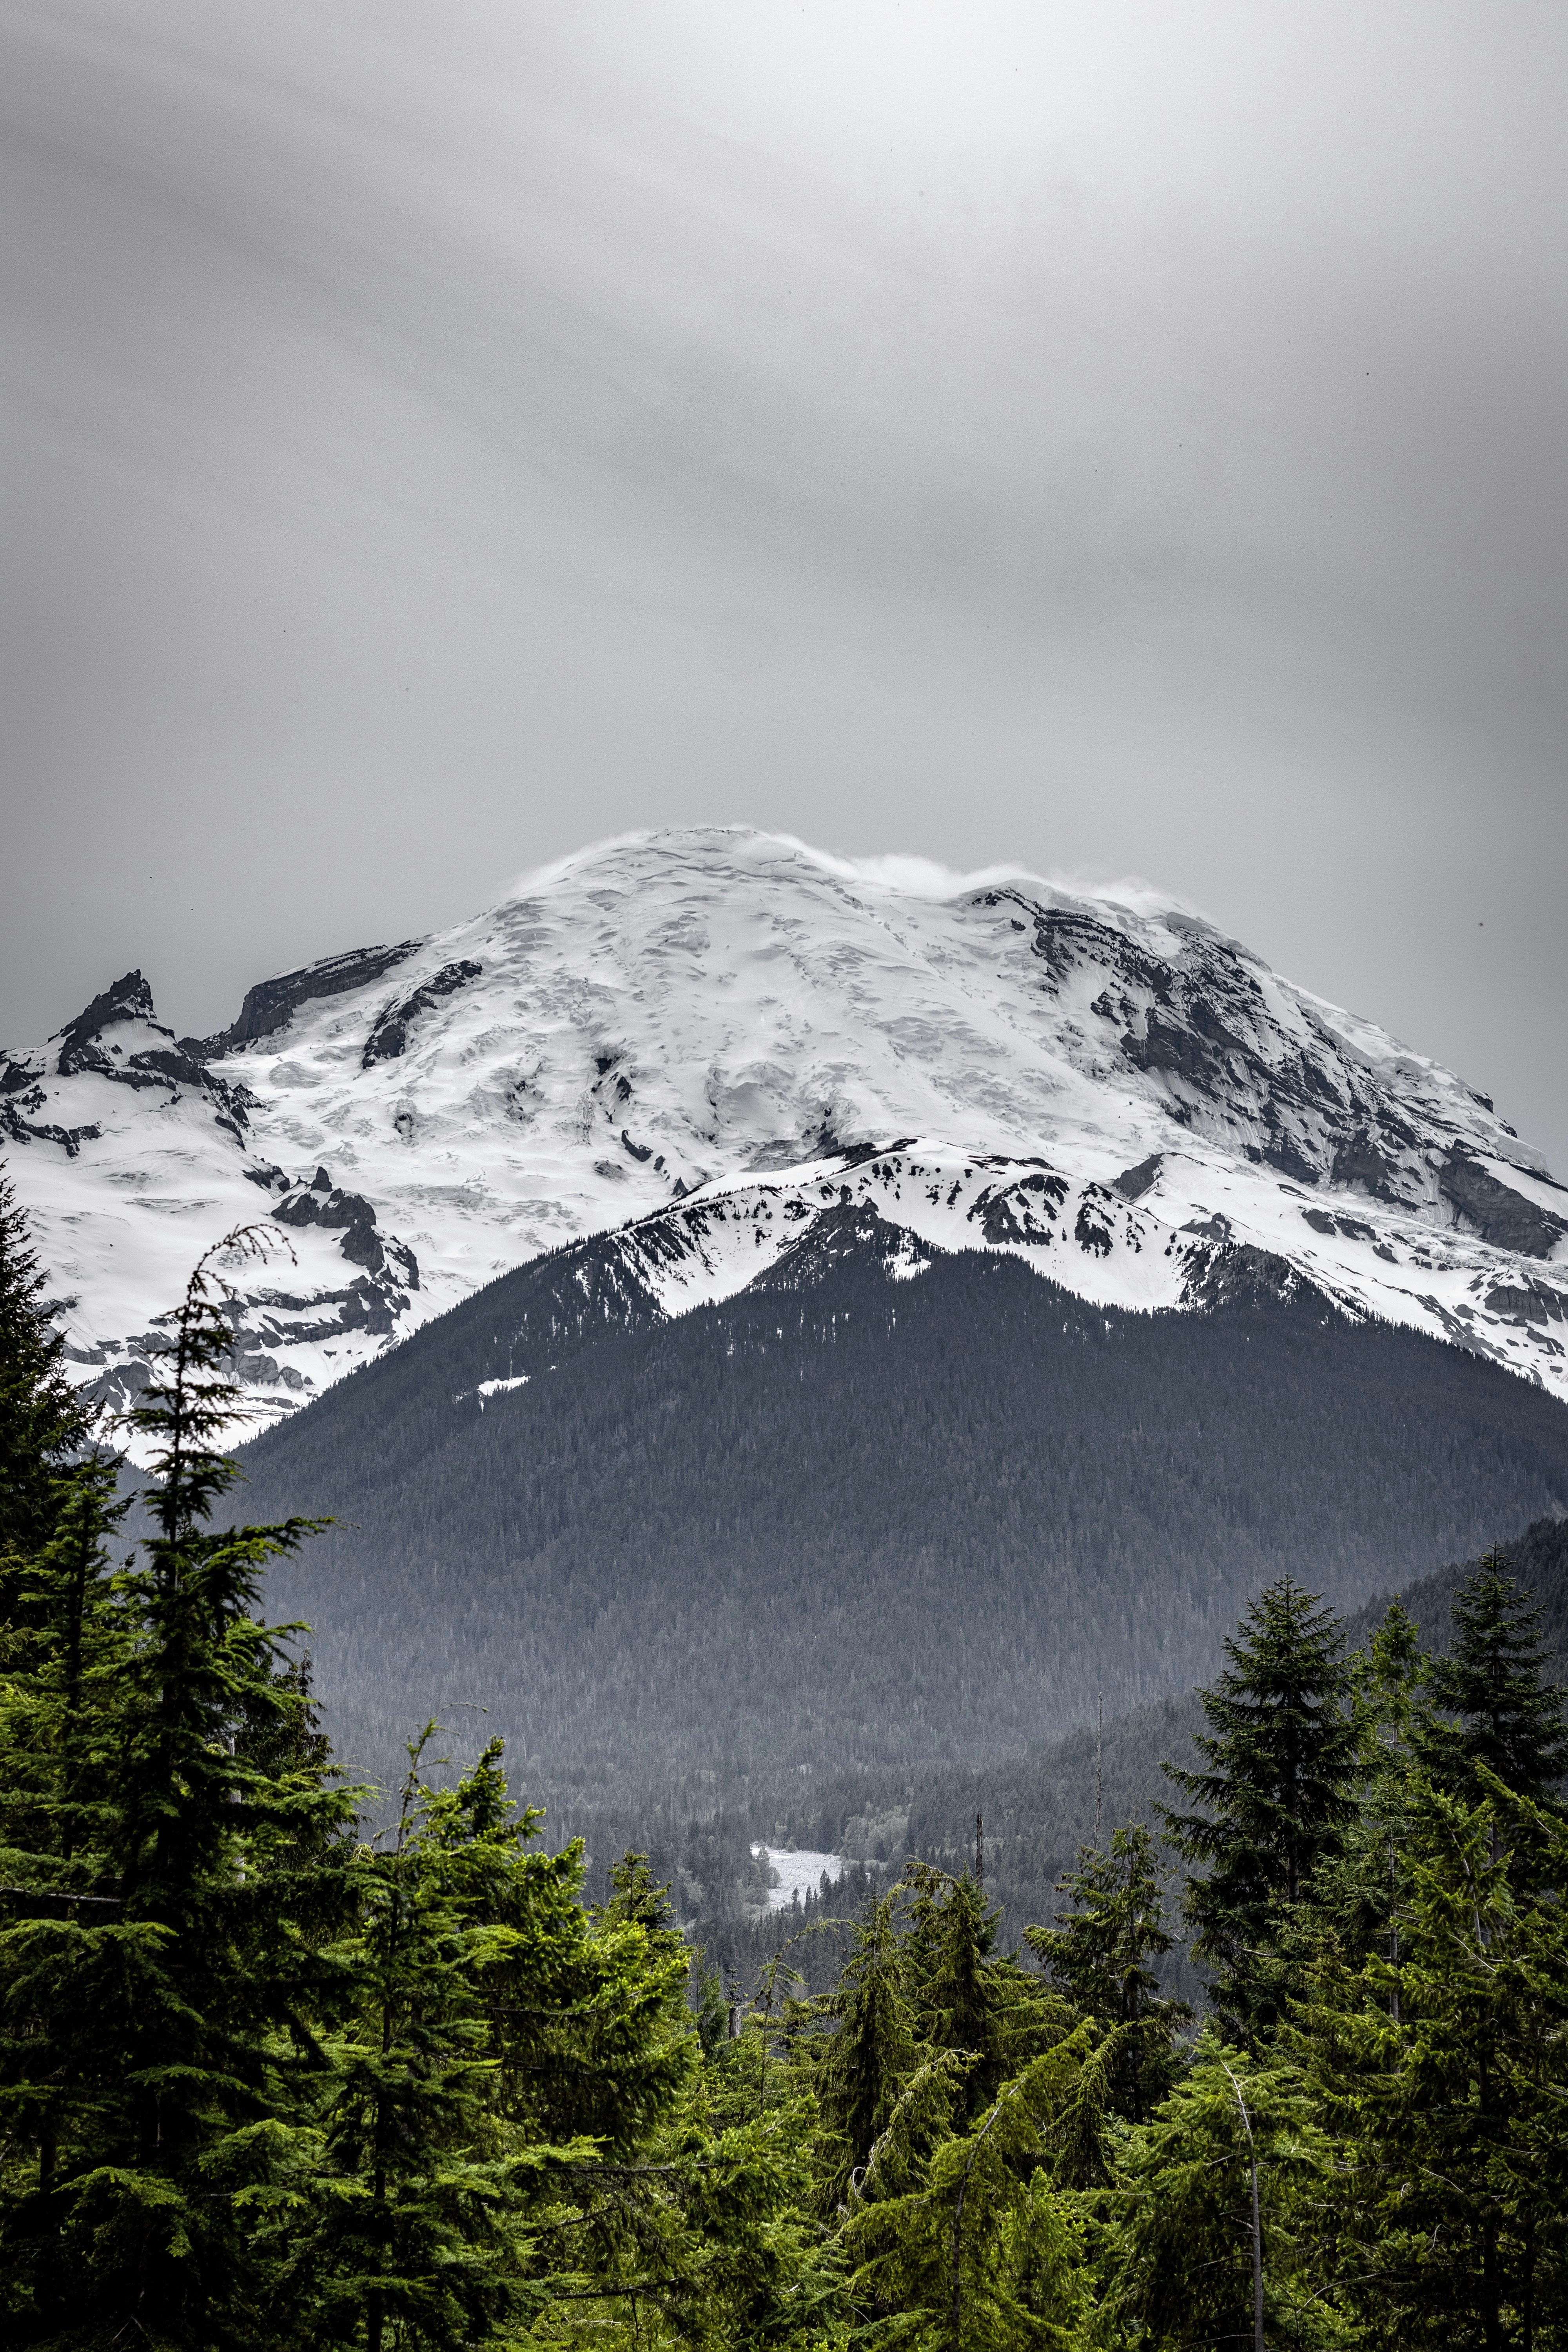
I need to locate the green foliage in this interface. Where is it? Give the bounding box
[0,1166,93,1573]
[0,1229,364,2348]
[1025,1824,1190,2124]
[840,2033,1094,2350]
[1162,1577,1360,2042]
[1297,1774,1568,2349]
[296,1730,550,2351]
[1096,2031,1349,2350]
[815,1892,916,2212]
[1418,1544,1568,1811]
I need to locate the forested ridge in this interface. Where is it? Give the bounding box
[5,1181,1568,2348]
[657,1515,1568,1977]
[240,1240,1568,1806]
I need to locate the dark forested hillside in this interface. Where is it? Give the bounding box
[241,1237,1568,1805]
[726,1516,1568,1961]
[566,1516,1568,1997]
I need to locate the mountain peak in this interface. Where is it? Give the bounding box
[54,969,158,1049]
[4,832,1564,1440]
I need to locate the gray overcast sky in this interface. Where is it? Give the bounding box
[2,0,1565,1168]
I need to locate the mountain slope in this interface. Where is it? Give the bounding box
[241,1226,1568,1803]
[5,829,1566,1437]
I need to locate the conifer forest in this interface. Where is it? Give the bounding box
[3,1177,1567,2351]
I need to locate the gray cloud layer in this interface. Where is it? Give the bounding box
[2,0,1564,1165]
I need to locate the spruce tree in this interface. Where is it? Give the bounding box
[1162,1577,1359,2042]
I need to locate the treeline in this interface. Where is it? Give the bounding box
[244,1245,1568,1806]
[5,1182,1568,2347]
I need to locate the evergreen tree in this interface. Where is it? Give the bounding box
[0,1229,362,2348]
[1419,1546,1568,1816]
[1025,1823,1190,2123]
[0,1165,95,1595]
[298,1730,541,2351]
[0,1455,132,2341]
[1098,2030,1344,2350]
[901,1864,1070,2118]
[1162,1578,1359,2041]
[1299,1774,1568,2349]
[840,2030,1094,2350]
[813,1890,916,2212]
[1303,1599,1429,1982]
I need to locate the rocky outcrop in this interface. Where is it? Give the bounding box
[186,940,422,1057]
[361,960,483,1067]
[978,887,1540,1233]
[1,971,255,1147]
[1441,1151,1568,1259]
[272,1175,418,1287]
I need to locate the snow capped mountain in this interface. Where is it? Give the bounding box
[5,826,1566,1443]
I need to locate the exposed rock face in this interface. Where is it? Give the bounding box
[272,1182,419,1286]
[185,941,422,1056]
[984,888,1501,1210]
[1,968,254,1151]
[2,965,424,1434]
[1112,1153,1164,1203]
[362,960,483,1067]
[1440,1150,1568,1258]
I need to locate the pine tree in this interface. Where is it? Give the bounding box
[1162,1577,1359,2041]
[1025,1823,1190,2123]
[1419,1547,1568,1817]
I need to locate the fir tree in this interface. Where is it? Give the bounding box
[840,2029,1094,2350]
[1162,1577,1359,2041]
[901,1865,1069,2119]
[0,1165,95,1594]
[299,1729,538,2352]
[1099,2030,1344,2350]
[1025,1822,1190,2123]
[814,1890,916,2212]
[0,1228,362,2348]
[1304,1599,1429,1983]
[1419,1546,1568,1816]
[1299,1775,1568,2349]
